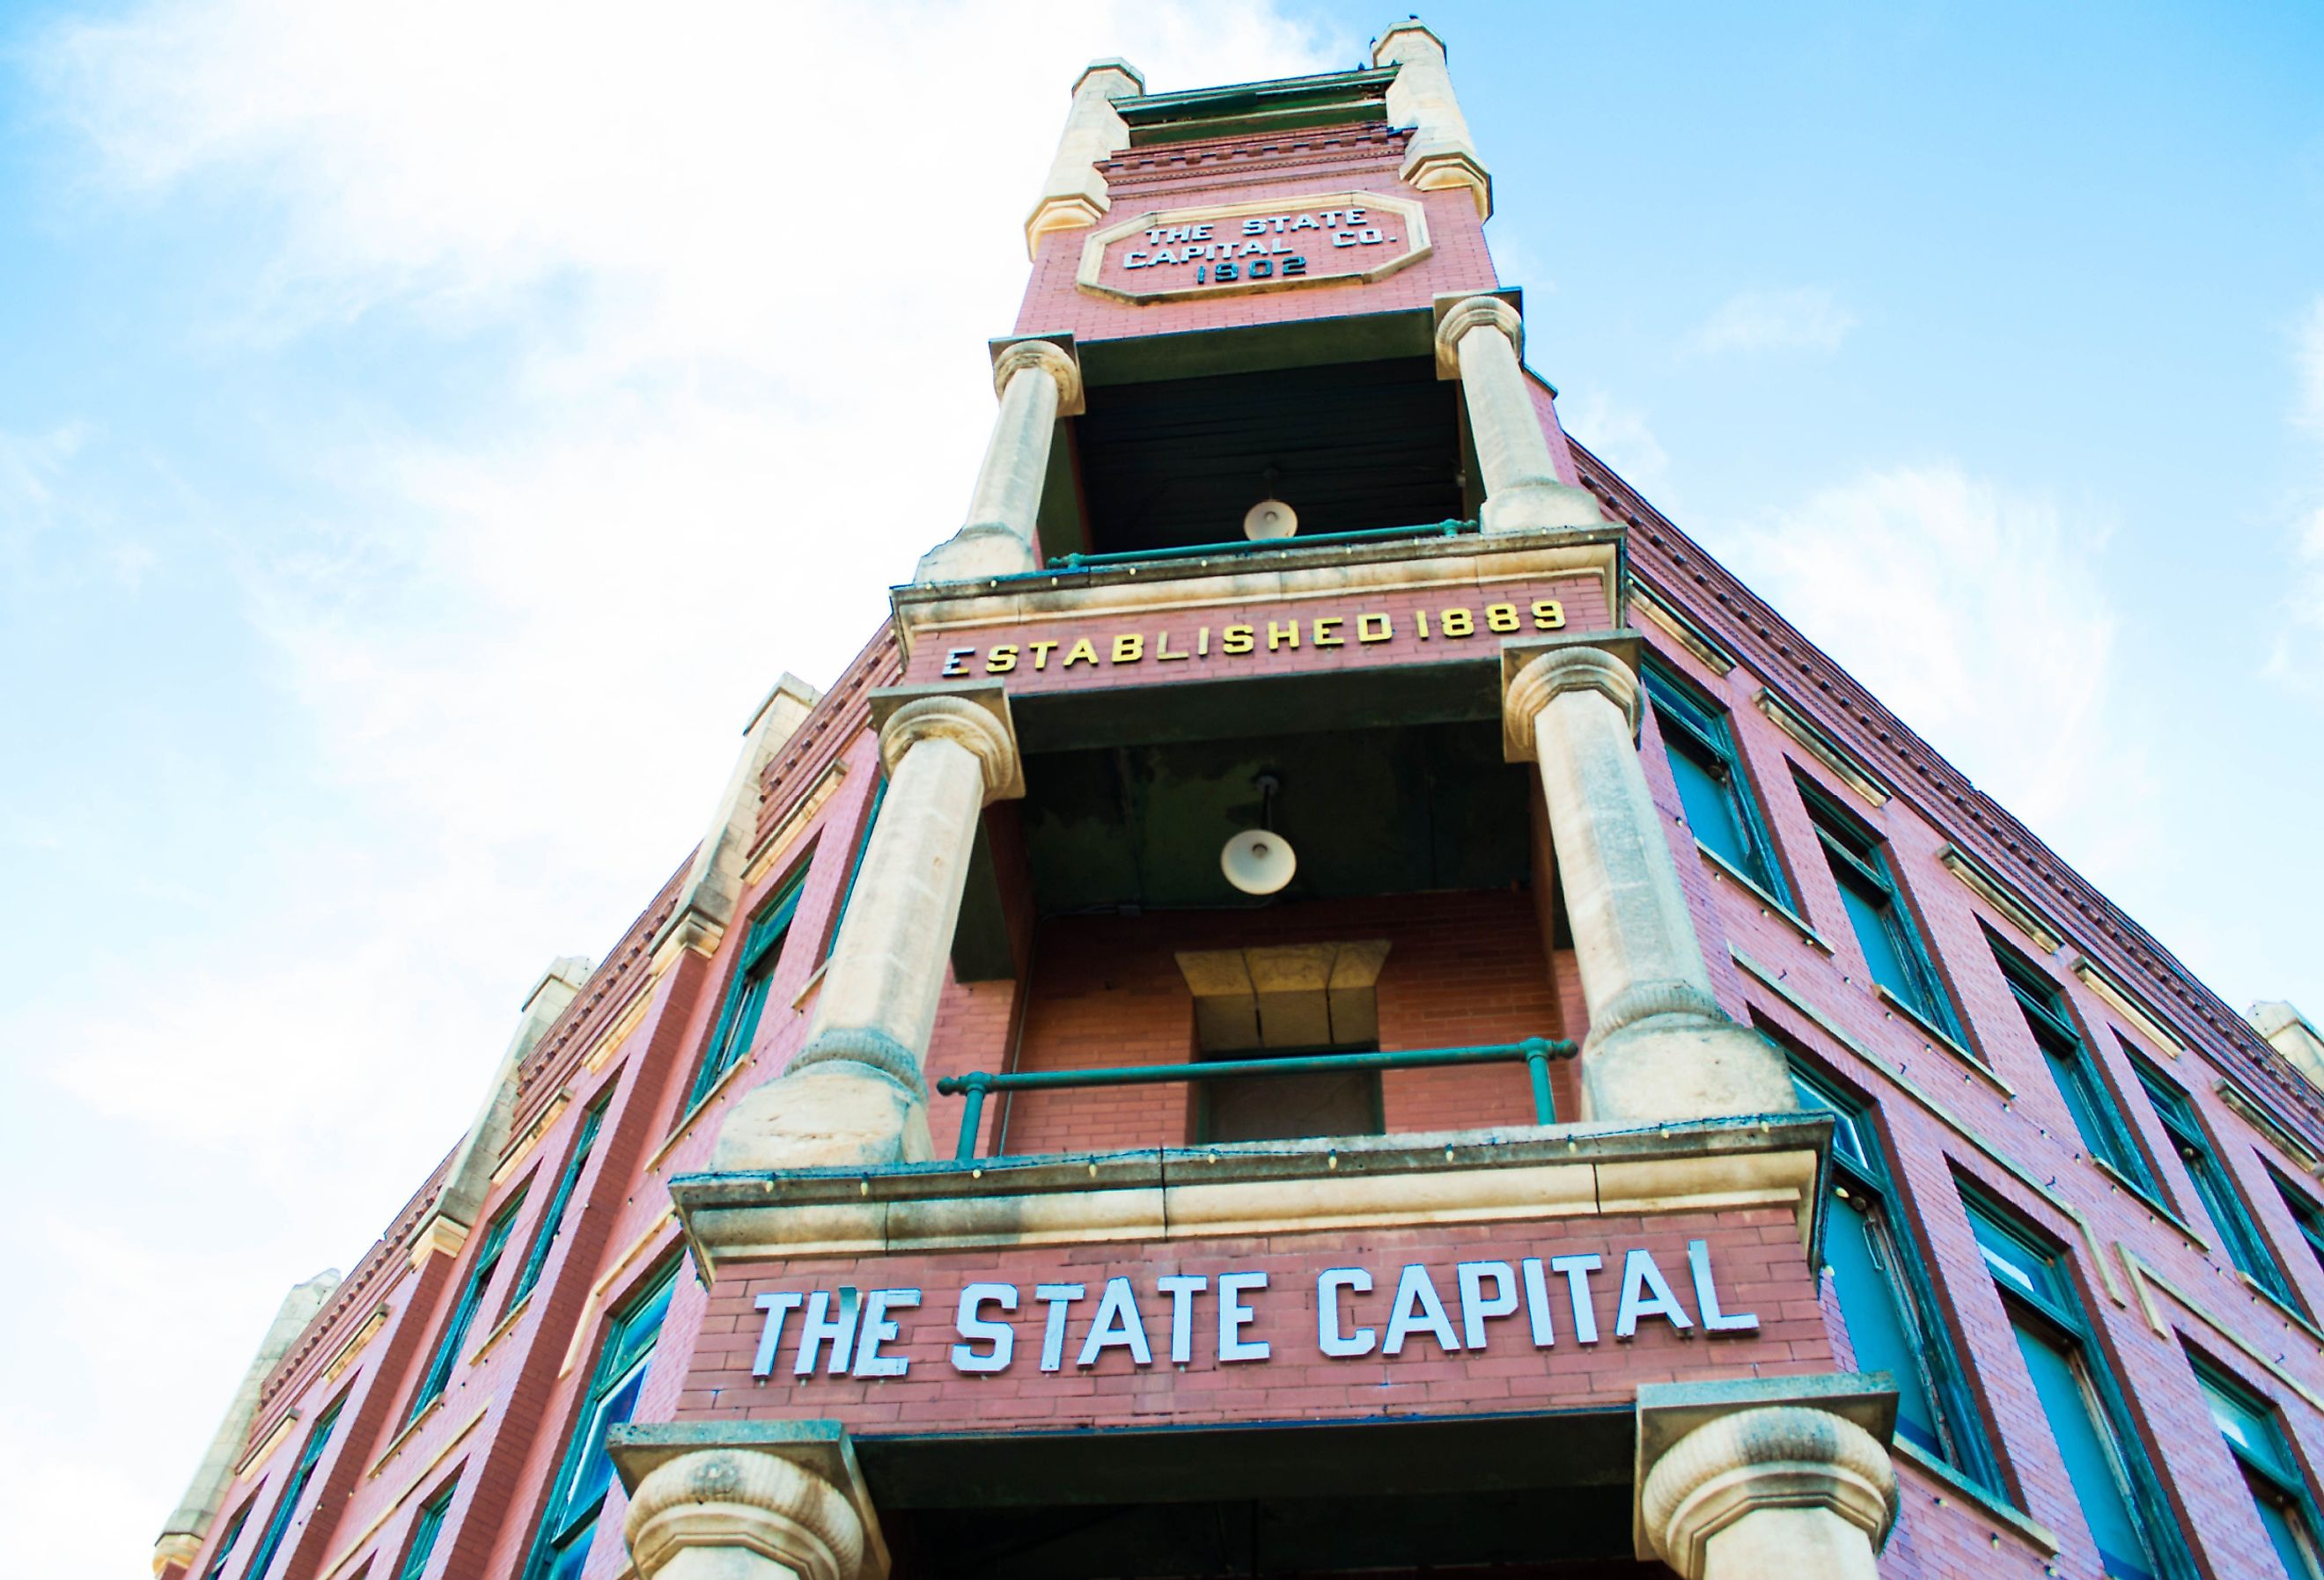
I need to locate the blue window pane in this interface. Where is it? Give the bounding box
[1666,740,1754,874]
[1835,869,1916,1005]
[2253,1475,2324,1580]
[2012,1321,2155,1580]
[557,1362,648,1526]
[1824,1194,1944,1459]
[543,1526,597,1580]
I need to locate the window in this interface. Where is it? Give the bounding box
[2276,1174,2324,1283]
[1641,663,1790,904]
[408,1194,526,1422]
[394,1481,458,1580]
[2197,1361,2324,1579]
[685,866,810,1113]
[241,1393,347,1580]
[2134,1058,2300,1312]
[199,1502,253,1580]
[523,1265,678,1580]
[1789,1065,1998,1487]
[1965,1195,2190,1580]
[1799,783,1960,1040]
[1994,945,2156,1194]
[508,1095,606,1312]
[821,777,887,964]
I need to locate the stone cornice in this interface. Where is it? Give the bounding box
[1576,444,2324,1151]
[668,1114,1831,1274]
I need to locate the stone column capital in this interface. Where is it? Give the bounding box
[1640,1405,1898,1578]
[625,1447,869,1580]
[990,336,1084,415]
[1434,292,1523,371]
[1503,643,1640,760]
[877,692,1022,805]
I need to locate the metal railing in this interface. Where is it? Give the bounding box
[934,1036,1576,1163]
[1037,518,1475,574]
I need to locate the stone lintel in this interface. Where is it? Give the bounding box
[668,1113,1831,1268]
[1632,1373,1899,1562]
[866,680,1024,801]
[610,1420,892,1580]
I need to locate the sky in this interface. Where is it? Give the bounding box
[0,2,2319,1575]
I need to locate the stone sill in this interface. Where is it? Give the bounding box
[2087,1157,2207,1254]
[1890,1437,2060,1554]
[1696,841,1833,955]
[670,1113,1834,1268]
[2239,1269,2324,1345]
[365,1394,442,1480]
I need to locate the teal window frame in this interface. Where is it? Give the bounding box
[684,865,811,1114]
[1964,1192,2193,1580]
[1789,1063,2001,1489]
[2133,1056,2301,1312]
[820,776,887,965]
[2196,1358,2324,1579]
[1993,944,2158,1194]
[507,1094,606,1312]
[2276,1172,2324,1283]
[241,1393,347,1580]
[1798,782,1961,1040]
[199,1501,253,1580]
[393,1480,458,1580]
[1640,662,1791,905]
[520,1263,679,1580]
[407,1194,526,1423]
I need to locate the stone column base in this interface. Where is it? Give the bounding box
[1635,1377,1899,1580]
[711,1061,934,1172]
[1480,480,1607,533]
[613,1422,889,1580]
[914,523,1038,584]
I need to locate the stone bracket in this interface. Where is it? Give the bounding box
[1632,1373,1898,1563]
[610,1420,892,1580]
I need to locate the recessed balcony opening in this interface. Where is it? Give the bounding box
[949,702,1583,1159]
[1063,357,1467,559]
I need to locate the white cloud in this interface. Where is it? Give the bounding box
[1558,389,1672,502]
[2268,298,2324,689]
[11,4,1345,1576]
[1720,465,2159,877]
[1689,286,1859,355]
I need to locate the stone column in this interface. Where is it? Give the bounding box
[152,1272,341,1577]
[1372,22,1491,217]
[1435,296,1606,535]
[714,691,1021,1171]
[1024,59,1144,256]
[914,339,1085,584]
[1504,643,1793,1121]
[625,1449,871,1580]
[1641,1407,1898,1580]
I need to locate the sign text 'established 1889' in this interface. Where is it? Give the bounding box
[746,1238,1758,1382]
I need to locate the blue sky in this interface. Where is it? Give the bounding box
[2,3,2319,1574]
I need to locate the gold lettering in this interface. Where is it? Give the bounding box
[1062,637,1099,668]
[1223,624,1254,655]
[986,644,1019,673]
[1029,640,1059,671]
[1112,633,1144,663]
[1357,613,1392,643]
[1531,599,1566,630]
[1155,629,1189,661]
[1312,616,1344,647]
[1267,620,1299,650]
[1486,602,1520,633]
[1416,609,1431,640]
[1440,607,1475,638]
[1199,626,1211,657]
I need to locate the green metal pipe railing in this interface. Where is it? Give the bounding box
[935,1036,1575,1163]
[1038,518,1475,574]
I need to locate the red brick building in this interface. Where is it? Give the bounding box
[154,28,2324,1580]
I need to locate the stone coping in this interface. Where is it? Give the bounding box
[668,1113,1833,1269]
